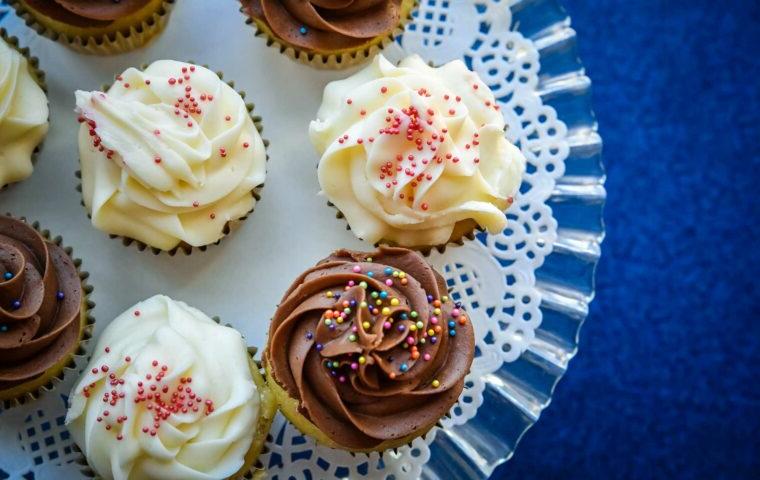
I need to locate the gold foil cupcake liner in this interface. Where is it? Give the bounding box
[74,333,275,479]
[5,0,175,55]
[326,200,485,257]
[0,28,49,191]
[75,63,270,256]
[0,215,96,409]
[239,0,419,70]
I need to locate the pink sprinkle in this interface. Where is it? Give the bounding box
[351,363,358,370]
[385,279,393,286]
[452,309,461,317]
[431,317,438,325]
[352,265,361,273]
[406,336,415,345]
[383,322,392,329]
[424,353,432,361]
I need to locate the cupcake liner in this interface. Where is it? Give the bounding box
[326,200,484,257]
[0,215,96,409]
[74,337,275,479]
[6,0,175,55]
[0,28,49,191]
[264,361,437,454]
[75,63,270,256]
[239,0,418,70]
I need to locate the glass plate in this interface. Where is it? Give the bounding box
[0,0,604,478]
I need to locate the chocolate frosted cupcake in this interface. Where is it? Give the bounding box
[239,0,417,69]
[7,0,175,55]
[0,30,49,189]
[66,295,276,479]
[265,246,474,452]
[310,54,526,252]
[0,215,93,406]
[75,60,268,254]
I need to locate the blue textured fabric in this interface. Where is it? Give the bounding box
[495,1,760,479]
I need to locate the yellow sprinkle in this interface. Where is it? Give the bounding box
[326,291,334,298]
[428,328,435,336]
[358,356,366,365]
[432,379,440,388]
[393,271,399,277]
[336,317,343,324]
[433,308,441,315]
[360,301,368,308]
[362,321,370,330]
[390,298,400,306]
[376,299,383,306]
[409,324,418,331]
[442,295,449,302]
[381,307,391,315]
[399,272,406,279]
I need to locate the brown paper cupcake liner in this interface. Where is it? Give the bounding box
[75,63,269,256]
[0,215,96,409]
[239,0,419,70]
[74,327,275,479]
[0,28,49,191]
[326,200,485,257]
[5,0,175,55]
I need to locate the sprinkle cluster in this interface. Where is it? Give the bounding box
[81,339,214,441]
[339,81,501,209]
[312,258,468,390]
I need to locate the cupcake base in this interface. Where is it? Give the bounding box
[329,200,484,256]
[6,0,175,55]
[0,220,95,409]
[265,363,437,454]
[240,0,418,69]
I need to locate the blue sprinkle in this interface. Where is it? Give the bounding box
[379,291,388,299]
[384,267,393,275]
[334,293,341,299]
[448,321,456,328]
[397,324,406,332]
[455,301,462,308]
[3,272,12,280]
[299,25,308,35]
[367,271,374,277]
[0,324,7,332]
[349,300,357,307]
[56,291,65,301]
[427,294,433,302]
[315,343,324,351]
[449,330,456,337]
[306,331,313,340]
[431,336,438,344]
[329,323,336,331]
[399,363,409,372]
[400,313,408,320]
[11,300,21,310]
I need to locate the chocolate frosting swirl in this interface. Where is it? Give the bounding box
[0,216,82,391]
[266,246,474,449]
[22,0,151,27]
[242,0,402,51]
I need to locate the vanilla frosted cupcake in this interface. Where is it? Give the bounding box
[0,32,48,188]
[310,54,525,251]
[66,295,276,480]
[75,60,267,253]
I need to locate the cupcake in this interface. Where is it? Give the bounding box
[66,295,276,479]
[6,0,175,55]
[265,246,474,452]
[75,60,268,254]
[0,30,49,189]
[239,0,418,69]
[0,215,93,406]
[310,54,526,252]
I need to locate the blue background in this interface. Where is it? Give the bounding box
[496,0,760,478]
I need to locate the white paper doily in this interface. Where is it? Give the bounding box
[0,0,605,478]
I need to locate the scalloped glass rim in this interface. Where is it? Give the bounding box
[419,1,605,478]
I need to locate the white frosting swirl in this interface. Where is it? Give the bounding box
[66,295,261,480]
[310,54,525,247]
[76,60,266,250]
[0,37,48,186]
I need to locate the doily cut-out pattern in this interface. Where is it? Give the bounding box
[0,0,601,478]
